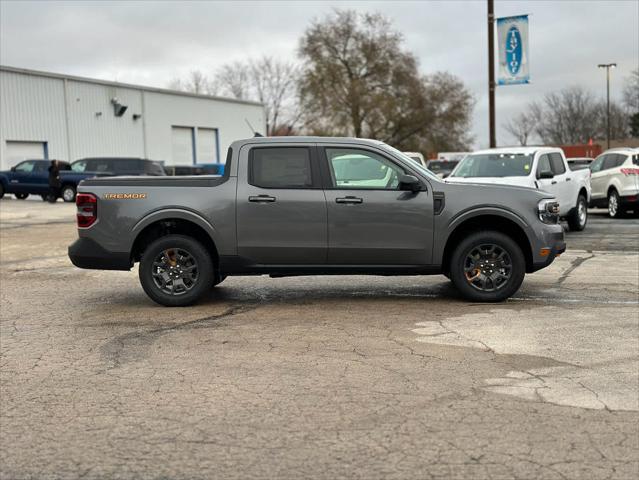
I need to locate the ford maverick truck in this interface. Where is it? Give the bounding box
[68,137,565,306]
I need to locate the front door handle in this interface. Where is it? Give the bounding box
[335,196,363,204]
[551,180,557,185]
[566,177,571,182]
[249,195,276,203]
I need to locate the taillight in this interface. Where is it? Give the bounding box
[620,168,639,176]
[76,193,97,228]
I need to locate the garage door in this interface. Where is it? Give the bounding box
[171,127,195,166]
[197,128,219,164]
[3,141,48,170]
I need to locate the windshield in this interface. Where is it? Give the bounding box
[378,143,441,181]
[451,153,534,178]
[427,161,459,173]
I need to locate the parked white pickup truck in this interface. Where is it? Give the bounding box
[447,147,591,231]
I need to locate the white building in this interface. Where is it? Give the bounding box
[0,65,265,170]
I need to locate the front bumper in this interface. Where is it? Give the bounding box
[68,237,132,271]
[529,224,566,273]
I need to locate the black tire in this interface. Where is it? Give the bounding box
[61,185,76,203]
[15,193,29,200]
[449,230,526,302]
[0,183,4,199]
[608,190,623,218]
[567,194,588,231]
[40,195,47,201]
[139,234,214,307]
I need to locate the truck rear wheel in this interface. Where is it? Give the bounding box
[15,193,29,200]
[139,234,214,307]
[567,194,588,231]
[61,185,76,202]
[449,230,525,302]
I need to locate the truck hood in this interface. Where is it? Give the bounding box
[439,177,551,201]
[445,176,534,188]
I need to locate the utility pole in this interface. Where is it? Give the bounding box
[598,63,616,149]
[488,0,496,148]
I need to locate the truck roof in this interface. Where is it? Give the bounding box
[470,146,562,156]
[231,136,385,148]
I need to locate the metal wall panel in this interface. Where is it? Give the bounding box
[0,71,68,168]
[65,81,145,160]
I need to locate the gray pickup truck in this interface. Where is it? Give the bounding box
[68,137,565,306]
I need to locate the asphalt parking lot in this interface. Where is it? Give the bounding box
[1,198,638,479]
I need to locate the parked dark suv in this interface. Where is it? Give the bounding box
[71,157,166,177]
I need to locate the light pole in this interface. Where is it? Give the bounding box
[488,0,496,148]
[598,63,617,149]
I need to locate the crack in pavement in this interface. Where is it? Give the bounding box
[99,303,260,369]
[557,253,596,285]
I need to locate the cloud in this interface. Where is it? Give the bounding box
[1,0,637,148]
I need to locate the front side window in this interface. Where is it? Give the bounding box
[549,153,566,174]
[590,156,605,172]
[537,154,552,177]
[14,161,35,173]
[452,153,533,178]
[249,147,312,188]
[71,160,87,172]
[326,148,404,189]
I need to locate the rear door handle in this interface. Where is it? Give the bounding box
[335,196,363,204]
[551,180,557,185]
[249,195,276,203]
[566,177,571,182]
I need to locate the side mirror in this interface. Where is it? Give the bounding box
[10,166,16,172]
[399,174,422,192]
[537,170,554,180]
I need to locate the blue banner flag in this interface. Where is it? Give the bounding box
[497,15,530,85]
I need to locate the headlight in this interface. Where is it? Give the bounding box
[538,199,560,224]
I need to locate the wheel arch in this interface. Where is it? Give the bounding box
[130,210,219,266]
[440,211,534,275]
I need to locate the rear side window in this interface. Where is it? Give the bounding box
[87,159,113,172]
[615,154,628,167]
[633,154,639,166]
[603,155,618,170]
[145,161,166,176]
[249,147,312,189]
[550,153,566,174]
[34,162,49,172]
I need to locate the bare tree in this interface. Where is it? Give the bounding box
[167,70,216,95]
[503,112,537,146]
[215,61,252,100]
[298,9,473,153]
[214,57,301,136]
[533,86,600,144]
[622,69,639,137]
[622,69,639,113]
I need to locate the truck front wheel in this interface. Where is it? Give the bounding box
[139,234,215,307]
[449,231,525,302]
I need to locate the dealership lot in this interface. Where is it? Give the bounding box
[1,199,637,479]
